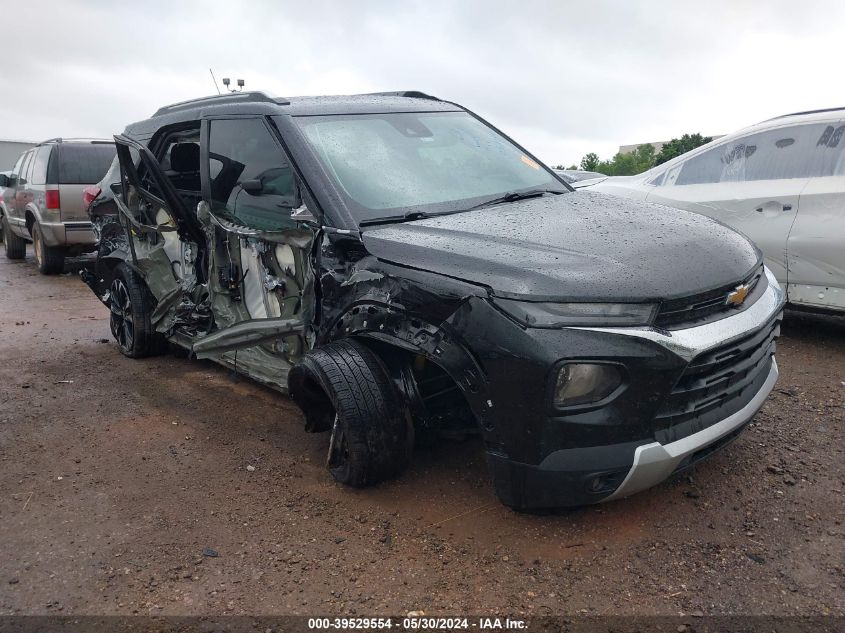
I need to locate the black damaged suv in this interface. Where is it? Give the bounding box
[83,91,784,510]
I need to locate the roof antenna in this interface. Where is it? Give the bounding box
[209,68,221,95]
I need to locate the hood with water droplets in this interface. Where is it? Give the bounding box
[361,191,761,301]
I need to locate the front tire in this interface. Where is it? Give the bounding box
[109,263,168,358]
[289,339,412,487]
[2,215,26,260]
[32,222,64,274]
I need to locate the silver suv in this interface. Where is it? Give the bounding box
[583,108,845,315]
[0,138,116,274]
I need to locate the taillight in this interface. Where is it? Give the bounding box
[82,186,101,211]
[45,189,61,210]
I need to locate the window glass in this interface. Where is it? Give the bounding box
[815,123,845,176]
[291,111,564,223]
[672,123,845,185]
[101,155,121,186]
[160,139,201,192]
[48,144,116,185]
[19,151,34,185]
[208,118,296,231]
[11,153,26,177]
[29,146,51,185]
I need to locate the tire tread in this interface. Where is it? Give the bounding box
[113,263,168,358]
[33,223,64,275]
[290,339,410,488]
[2,216,26,260]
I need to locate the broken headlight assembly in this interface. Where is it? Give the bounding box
[493,299,657,328]
[552,362,625,407]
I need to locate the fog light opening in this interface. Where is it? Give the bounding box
[554,362,623,407]
[588,475,607,493]
[585,470,626,495]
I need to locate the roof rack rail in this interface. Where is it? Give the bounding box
[769,106,845,120]
[152,91,291,117]
[362,91,440,101]
[38,137,114,145]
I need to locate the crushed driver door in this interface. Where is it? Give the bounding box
[187,116,318,389]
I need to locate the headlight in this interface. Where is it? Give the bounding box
[494,299,657,327]
[554,363,623,407]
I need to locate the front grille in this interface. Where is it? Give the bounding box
[654,315,780,445]
[655,267,765,329]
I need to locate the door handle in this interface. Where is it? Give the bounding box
[756,202,793,213]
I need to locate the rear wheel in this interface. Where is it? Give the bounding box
[289,339,412,487]
[109,263,168,358]
[32,222,64,274]
[2,215,26,260]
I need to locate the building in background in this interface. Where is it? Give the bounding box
[619,136,723,155]
[0,139,36,170]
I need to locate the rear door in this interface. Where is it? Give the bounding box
[4,152,27,230]
[787,120,845,310]
[13,149,35,225]
[112,134,204,309]
[53,143,117,221]
[646,123,829,286]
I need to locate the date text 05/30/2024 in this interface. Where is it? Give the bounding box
[307,617,527,630]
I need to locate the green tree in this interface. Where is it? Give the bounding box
[655,133,712,165]
[590,144,657,176]
[580,152,600,171]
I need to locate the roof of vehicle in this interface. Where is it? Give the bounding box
[125,90,463,138]
[767,106,845,122]
[735,107,845,136]
[37,137,114,146]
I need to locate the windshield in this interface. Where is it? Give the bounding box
[290,111,566,223]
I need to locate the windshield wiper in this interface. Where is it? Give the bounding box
[463,189,564,212]
[358,211,432,228]
[359,189,565,228]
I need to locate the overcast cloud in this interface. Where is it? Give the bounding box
[1,0,843,166]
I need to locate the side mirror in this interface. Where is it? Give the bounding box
[195,200,212,227]
[0,174,8,188]
[241,171,303,210]
[241,179,263,195]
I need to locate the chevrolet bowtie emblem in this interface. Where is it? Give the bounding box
[726,283,751,307]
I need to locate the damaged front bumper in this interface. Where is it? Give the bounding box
[478,268,785,509]
[602,358,777,501]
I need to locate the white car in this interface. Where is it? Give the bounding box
[581,108,845,314]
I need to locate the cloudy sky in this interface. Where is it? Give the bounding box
[2,0,843,166]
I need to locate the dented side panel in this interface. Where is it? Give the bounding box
[87,128,318,391]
